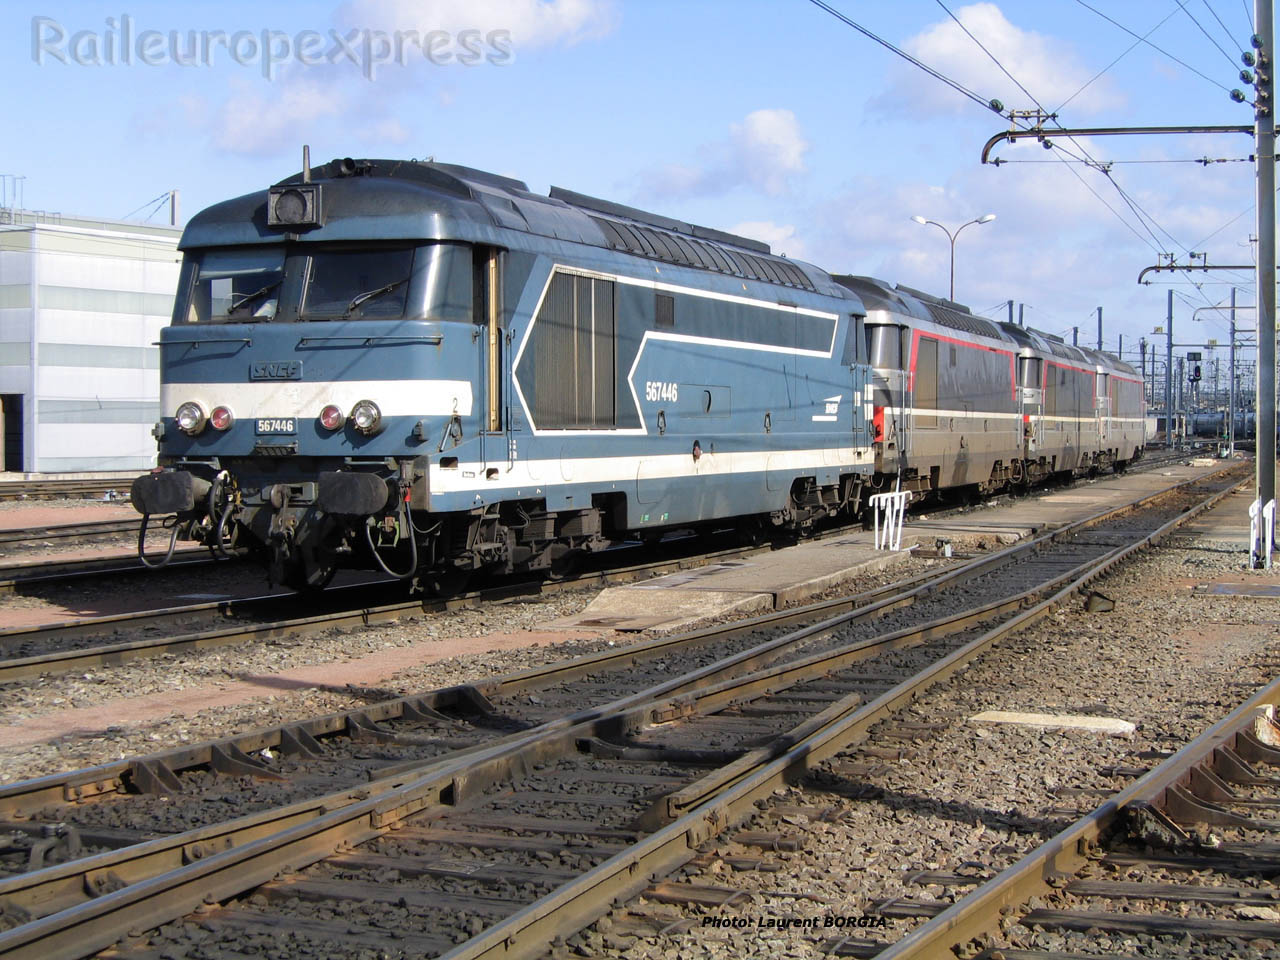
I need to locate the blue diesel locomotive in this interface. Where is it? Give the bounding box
[132,159,877,589]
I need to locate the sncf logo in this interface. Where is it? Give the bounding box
[250,361,302,380]
[812,394,841,423]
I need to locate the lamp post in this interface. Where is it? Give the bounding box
[910,213,996,300]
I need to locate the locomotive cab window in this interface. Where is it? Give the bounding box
[302,246,415,319]
[183,247,286,323]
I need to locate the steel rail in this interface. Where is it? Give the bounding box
[0,550,231,594]
[0,470,1244,959]
[875,671,1280,958]
[0,447,1197,598]
[0,553,975,818]
[0,518,167,547]
[438,465,1244,960]
[0,576,1030,930]
[0,479,133,503]
[0,464,1243,813]
[0,461,1243,684]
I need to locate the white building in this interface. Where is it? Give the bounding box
[0,210,180,472]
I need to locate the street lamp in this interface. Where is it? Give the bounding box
[910,213,996,301]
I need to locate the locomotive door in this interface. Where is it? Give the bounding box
[1096,371,1111,442]
[1019,357,1044,450]
[479,248,508,467]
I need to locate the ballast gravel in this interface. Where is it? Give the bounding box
[574,536,1280,960]
[0,559,937,785]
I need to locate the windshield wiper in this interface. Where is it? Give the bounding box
[227,279,283,316]
[342,278,407,317]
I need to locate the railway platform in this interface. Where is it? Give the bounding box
[551,457,1253,634]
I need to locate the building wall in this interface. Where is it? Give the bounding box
[0,214,180,472]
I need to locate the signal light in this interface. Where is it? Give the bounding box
[210,406,234,431]
[319,404,344,431]
[350,399,382,435]
[175,402,206,436]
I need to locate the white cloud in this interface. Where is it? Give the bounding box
[728,220,806,260]
[208,78,411,156]
[340,0,619,49]
[731,109,809,194]
[804,149,1254,353]
[640,108,810,200]
[170,0,618,159]
[872,3,1124,118]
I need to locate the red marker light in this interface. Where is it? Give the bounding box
[319,404,344,431]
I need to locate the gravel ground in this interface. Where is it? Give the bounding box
[0,557,939,786]
[570,534,1280,960]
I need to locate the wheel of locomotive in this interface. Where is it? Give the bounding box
[546,544,583,582]
[735,517,769,547]
[420,567,473,596]
[278,554,338,593]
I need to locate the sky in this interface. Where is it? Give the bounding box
[3,0,1268,367]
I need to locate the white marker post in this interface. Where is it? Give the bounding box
[869,489,912,551]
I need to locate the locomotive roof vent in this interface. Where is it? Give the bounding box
[267,183,323,228]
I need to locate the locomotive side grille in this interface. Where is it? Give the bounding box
[587,215,816,292]
[530,273,616,429]
[922,303,1003,340]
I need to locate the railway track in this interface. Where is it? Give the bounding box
[0,518,152,548]
[0,455,1234,682]
[0,537,787,683]
[0,548,229,594]
[877,673,1280,960]
[0,447,1208,597]
[0,464,1244,959]
[0,478,132,503]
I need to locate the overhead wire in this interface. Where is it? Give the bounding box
[1053,7,1181,113]
[803,0,997,112]
[1072,0,1237,93]
[121,192,172,221]
[935,0,1171,253]
[1175,0,1245,69]
[1200,0,1248,52]
[934,0,1238,313]
[992,156,1251,165]
[809,0,1252,316]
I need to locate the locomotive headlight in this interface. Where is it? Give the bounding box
[350,399,382,435]
[175,401,206,436]
[319,404,345,431]
[210,406,234,431]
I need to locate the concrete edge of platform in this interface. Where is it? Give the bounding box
[772,543,918,607]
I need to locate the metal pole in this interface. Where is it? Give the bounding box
[948,235,956,301]
[1118,333,1123,361]
[1007,300,1013,325]
[1018,303,1024,326]
[1097,306,1103,351]
[1230,287,1238,455]
[1140,338,1148,404]
[1178,357,1185,441]
[1166,289,1174,446]
[1257,0,1277,567]
[1072,326,1078,346]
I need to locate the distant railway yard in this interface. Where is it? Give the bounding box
[0,453,1272,960]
